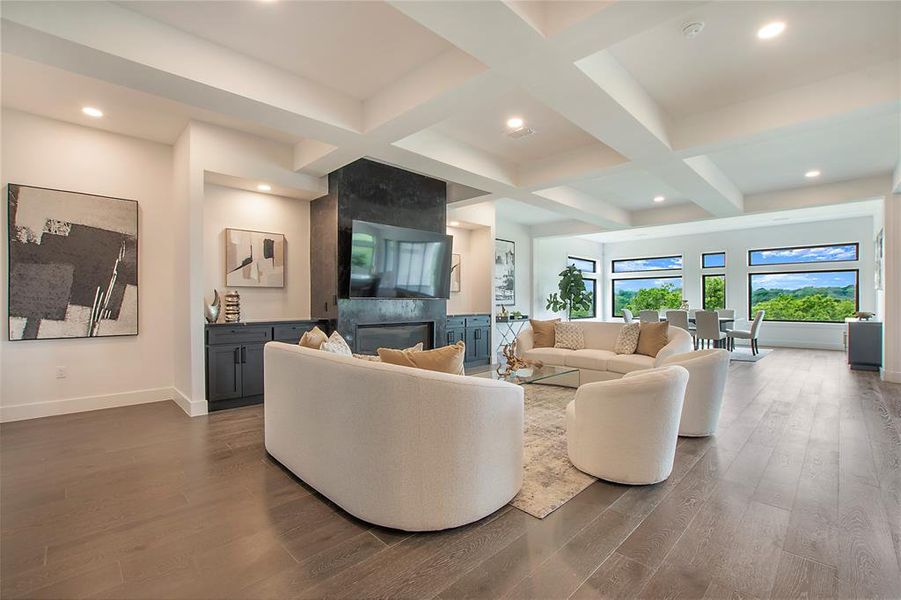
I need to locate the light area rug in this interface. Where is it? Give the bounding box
[729,347,772,362]
[509,384,597,519]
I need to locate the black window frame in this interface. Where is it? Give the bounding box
[747,242,859,267]
[611,255,683,273]
[571,277,597,320]
[611,275,683,318]
[701,251,726,269]
[747,269,859,323]
[702,273,726,311]
[567,255,597,274]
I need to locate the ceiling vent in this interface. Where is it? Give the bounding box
[506,126,536,139]
[682,21,705,39]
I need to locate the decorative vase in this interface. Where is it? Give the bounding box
[224,290,241,323]
[204,290,221,324]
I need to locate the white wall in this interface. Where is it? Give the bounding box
[533,237,604,320]
[446,225,492,315]
[1,109,176,421]
[601,217,876,350]
[203,184,311,321]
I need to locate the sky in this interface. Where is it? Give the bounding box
[750,244,857,265]
[613,256,682,272]
[750,270,857,290]
[614,277,683,292]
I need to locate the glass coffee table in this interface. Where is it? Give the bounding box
[470,364,579,386]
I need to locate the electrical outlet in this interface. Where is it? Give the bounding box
[55,366,67,379]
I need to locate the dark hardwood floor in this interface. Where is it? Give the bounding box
[2,349,900,599]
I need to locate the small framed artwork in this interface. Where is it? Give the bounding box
[225,228,285,288]
[495,238,515,305]
[8,184,139,341]
[451,253,461,293]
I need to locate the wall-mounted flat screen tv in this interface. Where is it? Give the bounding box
[349,220,452,299]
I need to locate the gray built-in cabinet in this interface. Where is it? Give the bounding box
[205,320,330,411]
[447,314,491,367]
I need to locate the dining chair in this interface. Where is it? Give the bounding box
[665,310,692,332]
[622,308,634,323]
[716,309,735,332]
[694,310,726,349]
[727,310,765,354]
[639,310,660,323]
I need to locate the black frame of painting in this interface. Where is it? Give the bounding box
[7,183,139,342]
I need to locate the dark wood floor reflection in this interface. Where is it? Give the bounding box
[2,349,900,599]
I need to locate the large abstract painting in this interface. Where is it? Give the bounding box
[8,184,138,341]
[495,238,515,305]
[225,228,285,288]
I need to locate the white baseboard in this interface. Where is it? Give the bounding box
[881,368,901,383]
[1,387,175,423]
[171,387,208,417]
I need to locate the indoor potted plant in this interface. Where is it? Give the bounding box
[545,264,593,320]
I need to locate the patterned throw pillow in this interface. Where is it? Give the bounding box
[298,326,328,349]
[613,322,641,354]
[320,331,352,356]
[554,322,584,350]
[353,342,423,362]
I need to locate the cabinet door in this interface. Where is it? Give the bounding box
[474,326,491,360]
[207,345,242,402]
[446,327,465,347]
[241,343,266,398]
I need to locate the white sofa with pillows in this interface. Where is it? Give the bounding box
[516,320,693,384]
[264,342,524,531]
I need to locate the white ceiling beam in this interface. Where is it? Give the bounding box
[517,145,629,190]
[531,186,631,229]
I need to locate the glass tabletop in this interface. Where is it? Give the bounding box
[469,364,579,385]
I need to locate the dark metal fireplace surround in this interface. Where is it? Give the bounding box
[310,158,449,352]
[355,321,435,355]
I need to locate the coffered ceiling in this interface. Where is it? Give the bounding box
[2,0,898,234]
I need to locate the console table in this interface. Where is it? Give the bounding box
[205,319,330,411]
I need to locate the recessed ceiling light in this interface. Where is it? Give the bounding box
[257,183,272,192]
[757,21,786,40]
[82,106,103,118]
[653,195,665,203]
[449,221,461,227]
[506,117,524,129]
[804,170,821,178]
[682,21,705,39]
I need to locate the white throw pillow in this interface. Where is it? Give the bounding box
[614,322,641,354]
[320,331,352,356]
[554,322,584,350]
[353,342,423,362]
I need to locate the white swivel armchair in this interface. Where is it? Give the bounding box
[661,349,730,437]
[566,366,689,485]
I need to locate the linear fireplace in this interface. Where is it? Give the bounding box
[355,321,435,355]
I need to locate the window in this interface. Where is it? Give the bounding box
[703,274,726,311]
[748,243,858,266]
[612,276,683,317]
[568,256,597,273]
[702,252,726,269]
[568,256,597,318]
[612,255,682,273]
[748,270,858,322]
[571,278,597,319]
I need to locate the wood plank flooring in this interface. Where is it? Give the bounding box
[2,349,900,599]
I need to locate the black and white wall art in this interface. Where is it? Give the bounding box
[495,238,515,305]
[8,184,139,341]
[225,228,285,288]
[450,253,461,293]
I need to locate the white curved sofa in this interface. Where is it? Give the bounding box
[263,342,524,531]
[660,349,730,437]
[566,365,689,484]
[516,321,693,383]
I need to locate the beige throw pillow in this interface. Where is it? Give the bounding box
[298,326,328,349]
[530,318,560,348]
[614,322,641,354]
[353,342,423,362]
[636,321,669,357]
[554,322,584,350]
[320,331,353,356]
[378,341,466,375]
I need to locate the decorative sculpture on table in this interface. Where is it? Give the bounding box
[204,290,221,324]
[224,290,241,323]
[497,339,543,377]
